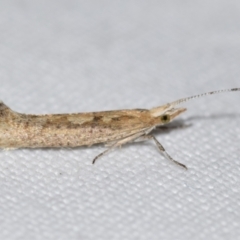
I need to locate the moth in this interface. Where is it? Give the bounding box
[0,88,239,169]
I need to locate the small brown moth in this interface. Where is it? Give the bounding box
[0,88,239,169]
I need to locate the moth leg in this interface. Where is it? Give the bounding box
[92,142,118,164]
[92,132,145,164]
[138,135,187,170]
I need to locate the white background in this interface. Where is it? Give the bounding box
[0,1,240,240]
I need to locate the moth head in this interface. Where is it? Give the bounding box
[160,107,186,124]
[150,104,186,124]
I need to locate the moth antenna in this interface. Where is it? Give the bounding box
[171,88,240,106]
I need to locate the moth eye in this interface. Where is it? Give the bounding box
[161,114,170,123]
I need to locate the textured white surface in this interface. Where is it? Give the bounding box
[0,1,240,240]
